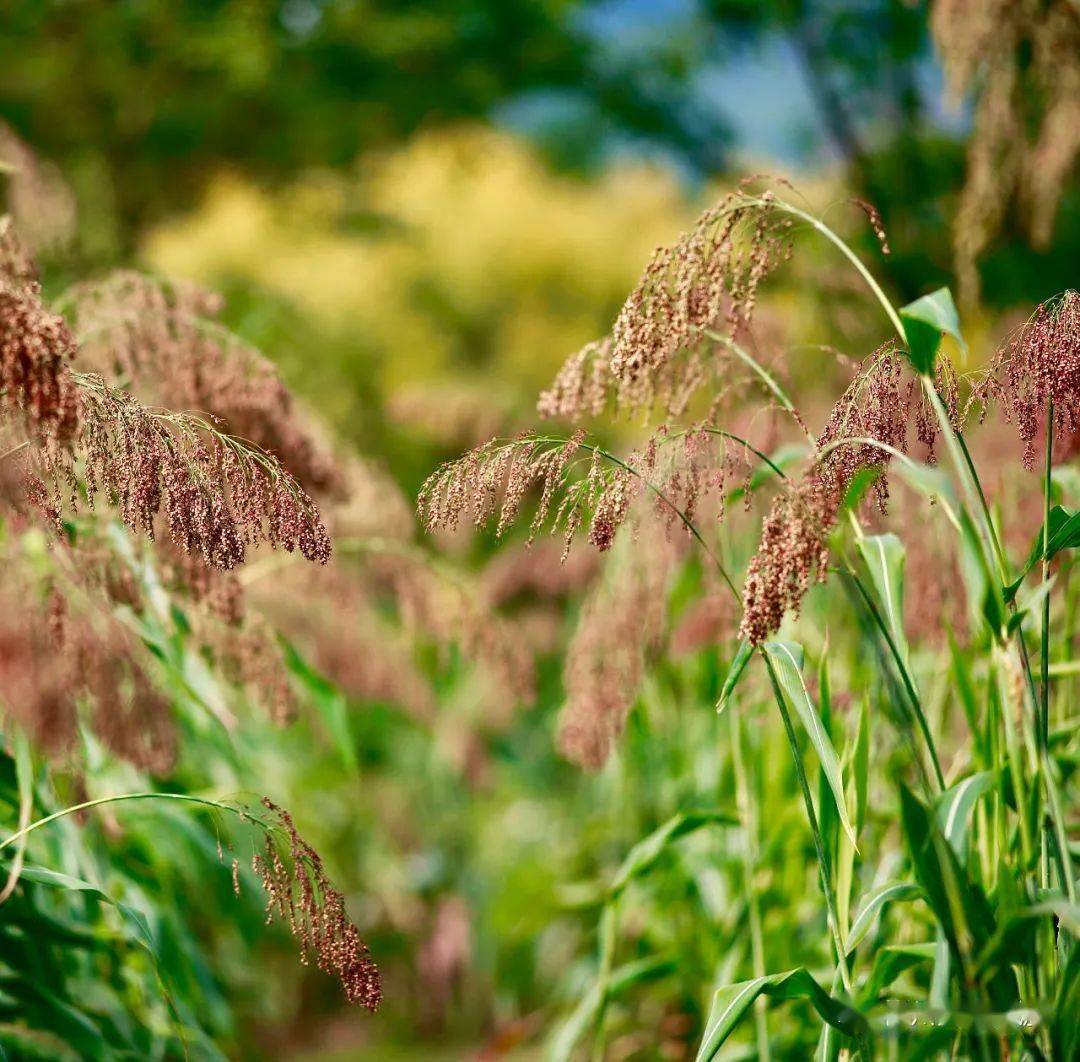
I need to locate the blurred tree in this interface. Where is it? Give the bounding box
[0,0,726,258]
[700,0,1080,306]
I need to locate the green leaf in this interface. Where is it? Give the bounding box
[851,701,870,836]
[935,771,998,863]
[0,1024,80,1061]
[898,786,998,975]
[956,508,1006,637]
[1045,506,1080,558]
[609,809,735,897]
[900,287,966,374]
[18,865,155,948]
[696,968,867,1060]
[1005,504,1079,602]
[840,466,884,514]
[716,638,753,713]
[547,956,674,1062]
[763,642,856,847]
[858,943,935,1006]
[846,881,923,953]
[1052,938,1080,1061]
[857,533,909,665]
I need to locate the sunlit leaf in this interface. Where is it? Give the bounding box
[696,968,867,1060]
[763,641,856,847]
[900,287,965,374]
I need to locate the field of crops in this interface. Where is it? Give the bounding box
[0,2,1077,1059]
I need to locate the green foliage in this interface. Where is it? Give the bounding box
[899,286,966,374]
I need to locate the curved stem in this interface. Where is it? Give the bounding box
[765,198,905,340]
[703,331,816,447]
[0,792,260,854]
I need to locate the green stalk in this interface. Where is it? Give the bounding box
[763,654,853,996]
[590,904,617,1062]
[731,708,771,1060]
[1041,400,1053,753]
[1040,403,1054,909]
[764,199,906,340]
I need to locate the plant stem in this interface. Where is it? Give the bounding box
[0,792,259,854]
[763,654,853,995]
[766,199,906,340]
[1040,402,1054,901]
[731,708,771,1060]
[1041,400,1053,752]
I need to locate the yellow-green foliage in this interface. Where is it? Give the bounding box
[144,126,693,404]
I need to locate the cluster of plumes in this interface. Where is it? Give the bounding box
[932,0,1080,304]
[419,431,599,559]
[63,271,341,496]
[537,338,615,420]
[0,124,76,255]
[0,245,79,443]
[0,573,174,773]
[249,798,381,1010]
[418,424,748,568]
[539,187,793,421]
[739,344,959,646]
[969,291,1080,469]
[36,374,330,570]
[557,527,679,770]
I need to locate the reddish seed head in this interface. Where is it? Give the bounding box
[971,291,1080,469]
[251,799,381,1010]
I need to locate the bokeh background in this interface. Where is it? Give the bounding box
[1,1,1077,1058]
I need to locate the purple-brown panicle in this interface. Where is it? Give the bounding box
[0,573,174,773]
[38,375,331,570]
[971,291,1080,469]
[557,527,678,770]
[739,343,941,645]
[252,799,381,1010]
[0,282,79,443]
[65,271,341,497]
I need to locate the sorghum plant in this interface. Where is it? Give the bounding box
[420,180,1079,1058]
[0,215,387,1049]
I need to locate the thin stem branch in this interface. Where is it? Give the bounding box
[0,792,262,854]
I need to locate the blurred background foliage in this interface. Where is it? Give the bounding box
[0,0,1078,1059]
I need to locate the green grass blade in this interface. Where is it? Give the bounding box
[763,641,856,847]
[857,533,909,666]
[608,809,735,898]
[696,968,867,1060]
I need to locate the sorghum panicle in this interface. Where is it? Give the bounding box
[0,281,79,442]
[39,375,331,570]
[739,343,940,645]
[971,290,1080,469]
[66,271,341,496]
[557,527,678,770]
[251,799,381,1011]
